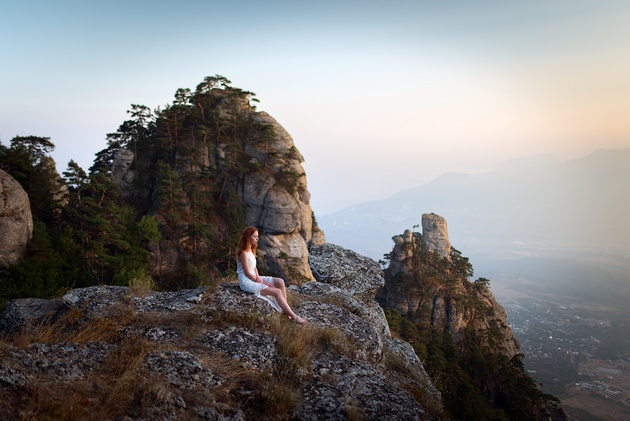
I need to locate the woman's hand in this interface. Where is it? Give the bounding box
[257,277,273,287]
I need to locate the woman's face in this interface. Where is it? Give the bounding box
[250,231,259,246]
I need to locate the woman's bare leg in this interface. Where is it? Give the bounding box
[261,287,306,324]
[272,277,287,300]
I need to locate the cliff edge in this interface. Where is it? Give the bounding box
[0,247,441,420]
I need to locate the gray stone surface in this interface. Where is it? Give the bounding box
[0,297,65,334]
[308,243,385,299]
[0,169,33,266]
[0,280,441,420]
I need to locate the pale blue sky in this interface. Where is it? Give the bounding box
[2,0,629,214]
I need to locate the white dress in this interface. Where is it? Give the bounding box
[237,251,281,312]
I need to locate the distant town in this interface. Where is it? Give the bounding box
[505,299,630,419]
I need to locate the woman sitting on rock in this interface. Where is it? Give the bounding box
[236,226,307,324]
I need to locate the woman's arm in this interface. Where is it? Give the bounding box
[239,252,259,282]
[254,267,273,287]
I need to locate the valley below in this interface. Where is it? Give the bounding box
[491,270,630,421]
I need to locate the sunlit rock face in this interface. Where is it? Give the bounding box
[109,94,324,283]
[421,213,451,259]
[38,157,68,208]
[240,111,325,282]
[0,170,33,267]
[111,149,135,195]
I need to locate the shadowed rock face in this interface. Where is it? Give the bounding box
[0,170,33,267]
[0,279,441,420]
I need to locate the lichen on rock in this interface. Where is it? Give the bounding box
[0,276,442,420]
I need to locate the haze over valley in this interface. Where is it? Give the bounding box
[320,148,630,305]
[320,148,630,419]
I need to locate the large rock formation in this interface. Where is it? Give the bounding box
[0,279,441,420]
[379,215,520,358]
[0,170,33,266]
[377,214,569,420]
[241,112,325,282]
[37,157,69,208]
[109,87,325,283]
[110,149,135,194]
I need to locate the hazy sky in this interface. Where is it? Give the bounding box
[2,0,629,214]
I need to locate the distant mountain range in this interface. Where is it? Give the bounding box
[319,148,630,307]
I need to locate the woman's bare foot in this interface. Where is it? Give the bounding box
[293,316,307,325]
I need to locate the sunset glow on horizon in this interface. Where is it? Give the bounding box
[2,0,629,213]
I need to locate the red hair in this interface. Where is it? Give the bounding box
[236,226,258,257]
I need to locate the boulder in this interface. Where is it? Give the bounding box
[306,243,389,335]
[295,281,391,336]
[0,169,33,266]
[308,243,385,299]
[294,353,428,421]
[0,297,65,334]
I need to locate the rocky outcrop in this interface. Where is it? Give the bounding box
[111,149,135,195]
[0,297,64,334]
[421,213,450,259]
[38,157,68,207]
[109,89,325,283]
[379,215,520,358]
[237,111,325,282]
[0,281,441,420]
[377,215,569,419]
[308,243,390,335]
[0,170,33,266]
[389,228,421,275]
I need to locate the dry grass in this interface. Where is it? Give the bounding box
[132,308,213,342]
[2,334,157,420]
[128,274,157,295]
[0,285,396,420]
[7,304,135,349]
[236,368,300,420]
[201,273,237,295]
[199,348,301,420]
[345,400,365,421]
[208,308,267,331]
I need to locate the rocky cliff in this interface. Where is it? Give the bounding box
[379,213,519,357]
[378,213,566,420]
[0,170,33,267]
[108,79,324,284]
[0,247,442,421]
